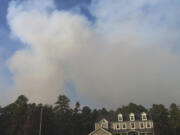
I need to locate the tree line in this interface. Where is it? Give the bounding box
[0,95,180,135]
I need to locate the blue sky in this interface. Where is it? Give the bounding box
[0,0,93,68]
[1,0,180,108]
[0,0,93,62]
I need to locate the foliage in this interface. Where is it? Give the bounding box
[0,95,179,135]
[150,104,170,135]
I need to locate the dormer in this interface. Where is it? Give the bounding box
[118,113,123,121]
[95,118,109,130]
[129,113,135,121]
[141,112,147,121]
[100,118,109,129]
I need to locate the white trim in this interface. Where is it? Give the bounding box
[89,128,112,135]
[130,122,135,129]
[100,118,109,129]
[113,123,116,129]
[122,123,127,129]
[129,113,135,121]
[151,122,154,128]
[118,113,123,121]
[116,123,120,129]
[139,122,145,129]
[141,112,147,121]
[146,122,151,129]
[100,118,108,123]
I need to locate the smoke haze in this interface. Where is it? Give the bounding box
[6,0,180,108]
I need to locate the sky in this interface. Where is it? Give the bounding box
[0,0,180,109]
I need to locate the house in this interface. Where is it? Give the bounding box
[89,112,154,135]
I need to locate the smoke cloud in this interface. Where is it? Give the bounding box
[7,0,180,108]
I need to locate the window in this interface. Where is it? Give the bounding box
[117,124,120,129]
[118,114,123,121]
[102,123,107,128]
[141,112,147,121]
[142,115,146,119]
[140,122,144,129]
[101,119,108,129]
[129,113,135,121]
[118,116,123,121]
[130,116,134,121]
[122,123,126,129]
[131,122,135,129]
[146,122,151,128]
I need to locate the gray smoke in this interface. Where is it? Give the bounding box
[7,0,180,108]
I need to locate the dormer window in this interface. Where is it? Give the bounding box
[130,116,134,121]
[118,113,123,121]
[129,113,135,121]
[100,119,108,129]
[141,112,147,121]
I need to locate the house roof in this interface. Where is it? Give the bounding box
[96,112,152,122]
[89,128,112,135]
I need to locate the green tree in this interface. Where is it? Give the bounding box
[54,95,72,135]
[74,102,80,114]
[81,106,93,135]
[116,103,147,114]
[150,104,169,135]
[169,103,180,135]
[71,102,81,135]
[54,95,71,113]
[4,95,29,135]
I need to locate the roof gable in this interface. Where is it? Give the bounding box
[100,118,108,123]
[89,128,112,135]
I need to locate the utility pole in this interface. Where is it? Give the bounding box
[39,107,43,135]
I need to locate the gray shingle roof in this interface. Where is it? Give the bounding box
[96,112,152,122]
